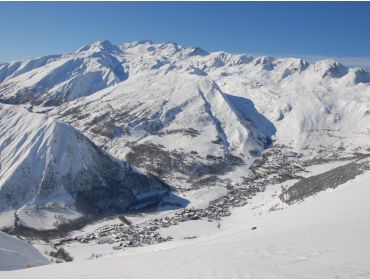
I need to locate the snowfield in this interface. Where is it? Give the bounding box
[0,231,48,271]
[1,166,370,278]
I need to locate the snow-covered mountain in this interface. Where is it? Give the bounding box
[1,40,370,277]
[0,40,127,106]
[1,39,370,226]
[51,70,273,190]
[42,40,370,190]
[0,104,168,230]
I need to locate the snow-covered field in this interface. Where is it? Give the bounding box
[0,232,48,271]
[1,164,370,278]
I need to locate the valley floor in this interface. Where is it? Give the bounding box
[1,164,370,278]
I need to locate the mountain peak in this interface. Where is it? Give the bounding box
[120,39,153,49]
[313,59,348,78]
[76,40,121,54]
[189,46,209,57]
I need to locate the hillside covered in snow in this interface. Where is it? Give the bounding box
[0,40,370,277]
[0,41,127,106]
[0,103,168,230]
[47,40,370,190]
[0,231,48,271]
[1,41,369,157]
[1,159,370,277]
[1,39,370,226]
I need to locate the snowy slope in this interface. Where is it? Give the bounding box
[35,40,369,192]
[1,39,370,225]
[119,41,370,157]
[51,69,273,190]
[119,41,370,158]
[0,231,48,271]
[0,40,126,106]
[206,57,370,156]
[0,104,168,230]
[2,165,370,278]
[1,40,370,277]
[1,40,369,161]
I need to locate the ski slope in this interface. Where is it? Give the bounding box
[0,232,48,271]
[2,167,370,278]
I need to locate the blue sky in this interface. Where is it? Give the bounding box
[1,2,370,68]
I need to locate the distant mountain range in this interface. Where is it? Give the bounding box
[1,40,370,230]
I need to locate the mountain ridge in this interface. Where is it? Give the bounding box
[1,39,370,229]
[1,40,369,108]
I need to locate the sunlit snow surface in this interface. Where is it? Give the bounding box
[0,103,167,229]
[1,40,370,277]
[0,232,48,271]
[1,165,370,278]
